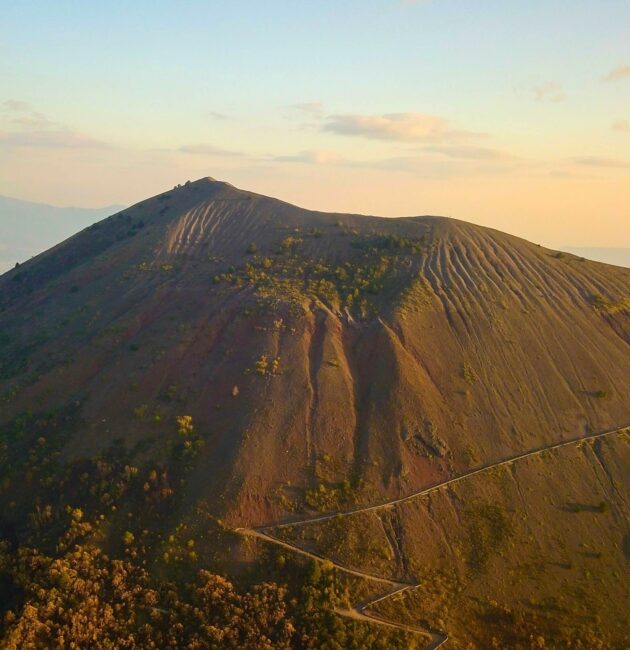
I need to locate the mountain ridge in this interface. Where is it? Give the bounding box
[1,177,628,526]
[3,177,624,277]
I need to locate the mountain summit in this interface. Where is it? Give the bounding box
[1,177,628,525]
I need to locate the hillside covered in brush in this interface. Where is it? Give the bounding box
[0,177,628,648]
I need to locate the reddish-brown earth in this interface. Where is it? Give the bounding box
[0,177,628,647]
[1,177,627,525]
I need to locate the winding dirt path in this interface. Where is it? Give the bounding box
[235,424,629,648]
[235,527,410,588]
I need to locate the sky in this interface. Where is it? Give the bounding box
[1,0,629,249]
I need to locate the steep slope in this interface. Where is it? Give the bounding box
[1,177,629,647]
[0,177,628,533]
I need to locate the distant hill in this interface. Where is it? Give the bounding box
[0,177,628,648]
[560,246,630,268]
[0,195,124,273]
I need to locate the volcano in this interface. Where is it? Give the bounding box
[0,177,628,648]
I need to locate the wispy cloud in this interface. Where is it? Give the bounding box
[533,82,565,102]
[3,99,31,112]
[574,156,630,169]
[9,114,55,129]
[289,102,324,116]
[207,111,229,120]
[1,99,56,129]
[420,144,516,161]
[179,143,244,157]
[547,169,596,180]
[0,129,110,149]
[602,64,630,82]
[347,154,522,176]
[323,112,484,143]
[1,100,110,149]
[612,120,630,133]
[272,149,344,165]
[269,147,524,178]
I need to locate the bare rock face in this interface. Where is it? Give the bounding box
[0,177,628,529]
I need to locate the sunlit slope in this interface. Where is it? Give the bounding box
[0,177,628,529]
[345,433,630,647]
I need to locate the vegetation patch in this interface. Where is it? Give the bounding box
[591,294,630,315]
[462,361,476,385]
[304,479,357,512]
[211,229,431,317]
[465,502,513,571]
[0,538,416,649]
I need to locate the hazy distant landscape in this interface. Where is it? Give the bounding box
[559,246,630,269]
[0,196,123,273]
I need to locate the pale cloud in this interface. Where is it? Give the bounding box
[602,65,630,82]
[0,130,110,149]
[10,114,55,129]
[3,99,31,112]
[270,142,519,173]
[332,151,525,176]
[353,156,421,172]
[547,169,596,180]
[273,149,344,165]
[1,100,107,149]
[1,99,56,129]
[420,144,516,161]
[179,143,244,156]
[323,112,484,143]
[533,82,565,102]
[207,111,229,120]
[612,120,630,132]
[574,156,630,169]
[345,155,508,176]
[289,102,324,116]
